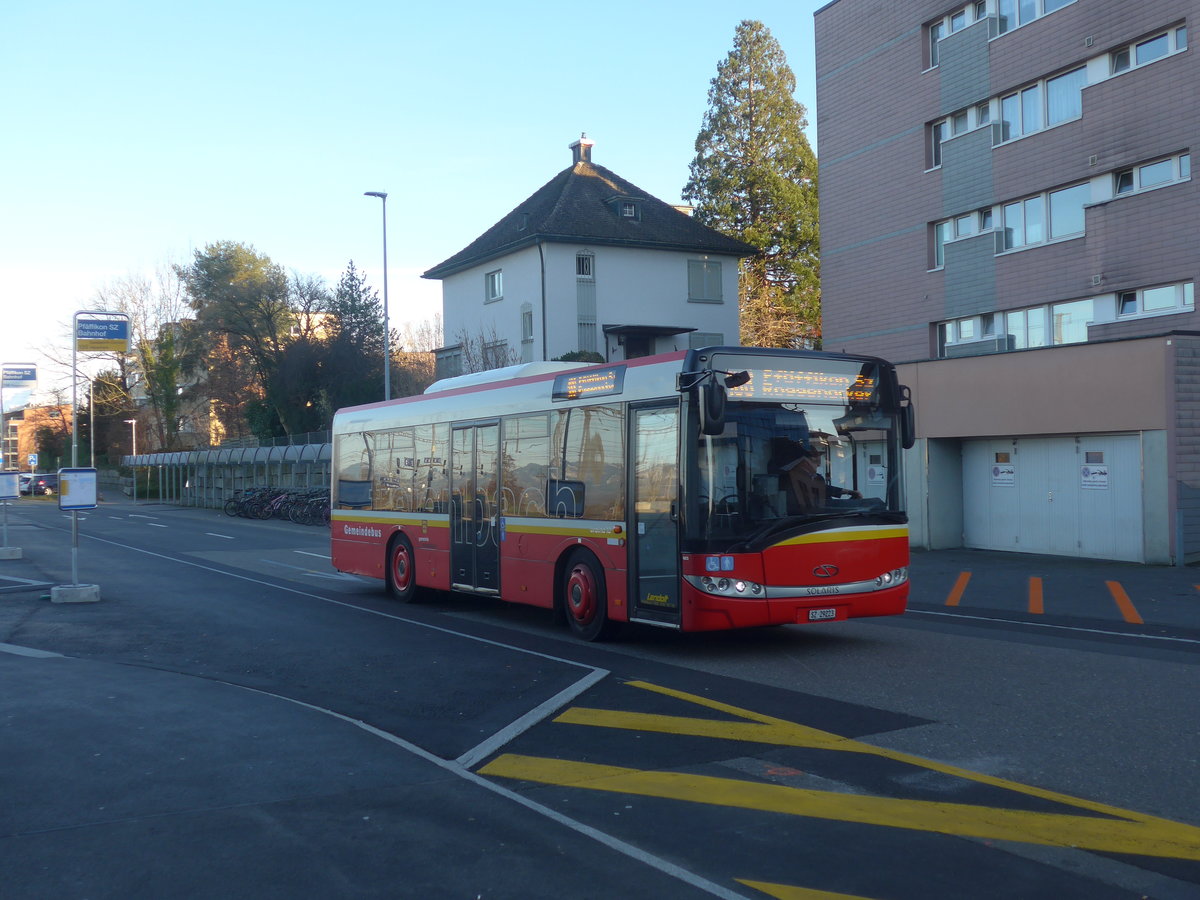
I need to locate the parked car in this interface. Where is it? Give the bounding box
[18,474,33,495]
[27,473,59,495]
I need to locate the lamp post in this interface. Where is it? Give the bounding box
[124,418,137,504]
[364,191,391,401]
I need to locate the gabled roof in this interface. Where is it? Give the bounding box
[423,152,756,280]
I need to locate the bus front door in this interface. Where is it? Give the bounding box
[450,422,500,594]
[630,404,681,624]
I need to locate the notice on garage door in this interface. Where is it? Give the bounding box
[1081,465,1109,490]
[991,464,1015,487]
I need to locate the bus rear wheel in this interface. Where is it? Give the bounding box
[387,534,422,603]
[562,550,614,642]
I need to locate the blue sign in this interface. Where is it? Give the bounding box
[1,365,37,388]
[76,318,130,352]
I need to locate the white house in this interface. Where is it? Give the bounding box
[423,137,754,376]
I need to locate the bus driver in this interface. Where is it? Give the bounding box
[768,437,861,512]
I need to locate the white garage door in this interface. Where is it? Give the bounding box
[963,434,1143,562]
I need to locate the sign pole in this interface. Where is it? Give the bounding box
[0,364,37,562]
[51,313,128,603]
[0,471,17,559]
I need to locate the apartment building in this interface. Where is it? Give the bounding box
[815,0,1198,563]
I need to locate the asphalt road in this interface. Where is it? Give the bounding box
[1,495,1198,899]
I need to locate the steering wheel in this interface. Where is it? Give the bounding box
[714,494,739,515]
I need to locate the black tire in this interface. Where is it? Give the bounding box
[386,534,422,603]
[224,498,240,516]
[562,549,615,642]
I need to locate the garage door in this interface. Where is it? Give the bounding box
[963,434,1143,562]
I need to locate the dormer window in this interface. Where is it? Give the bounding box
[610,197,642,220]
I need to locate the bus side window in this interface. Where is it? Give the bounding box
[557,404,625,520]
[502,414,549,517]
[414,423,449,513]
[335,431,374,509]
[549,478,585,518]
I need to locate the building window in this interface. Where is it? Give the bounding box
[1113,153,1191,196]
[520,304,534,363]
[576,253,594,280]
[1052,299,1093,345]
[485,270,503,303]
[1000,182,1087,251]
[688,259,723,302]
[1006,307,1048,350]
[933,221,953,268]
[1117,282,1194,318]
[997,67,1085,143]
[932,207,997,268]
[930,120,948,168]
[928,3,989,67]
[997,0,1074,35]
[689,332,724,349]
[1047,183,1089,238]
[1111,27,1188,75]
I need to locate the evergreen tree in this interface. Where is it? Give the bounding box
[323,261,387,411]
[683,20,820,347]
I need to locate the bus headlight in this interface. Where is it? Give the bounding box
[875,567,908,588]
[689,575,765,598]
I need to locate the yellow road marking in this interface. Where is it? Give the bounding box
[737,881,878,900]
[481,754,1200,859]
[1106,581,1144,624]
[946,571,970,606]
[477,680,1200,861]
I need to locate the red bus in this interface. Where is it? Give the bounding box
[330,346,915,640]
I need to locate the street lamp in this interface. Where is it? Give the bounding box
[364,190,391,401]
[124,419,137,504]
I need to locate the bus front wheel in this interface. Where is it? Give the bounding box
[387,534,421,603]
[562,550,613,642]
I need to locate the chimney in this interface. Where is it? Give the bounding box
[570,133,595,165]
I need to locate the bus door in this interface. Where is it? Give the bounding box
[629,403,681,622]
[450,422,500,594]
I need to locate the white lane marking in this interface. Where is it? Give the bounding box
[0,575,51,586]
[0,642,63,659]
[456,667,608,769]
[146,523,168,528]
[294,550,331,559]
[205,533,235,540]
[129,514,158,519]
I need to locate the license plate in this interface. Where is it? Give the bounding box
[808,607,837,621]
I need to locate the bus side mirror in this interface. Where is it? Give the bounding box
[699,382,726,435]
[900,385,916,449]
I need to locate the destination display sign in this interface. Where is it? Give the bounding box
[728,368,879,405]
[552,366,626,401]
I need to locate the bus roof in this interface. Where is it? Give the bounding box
[424,361,588,394]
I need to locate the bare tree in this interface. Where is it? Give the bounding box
[453,324,520,375]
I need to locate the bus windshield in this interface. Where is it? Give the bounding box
[685,360,906,552]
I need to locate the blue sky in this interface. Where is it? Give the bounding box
[1,0,823,403]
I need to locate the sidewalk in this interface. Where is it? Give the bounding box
[908,546,1200,633]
